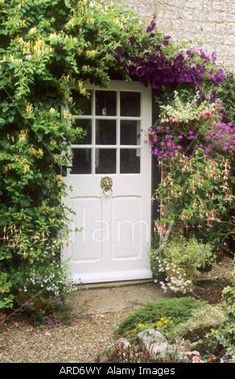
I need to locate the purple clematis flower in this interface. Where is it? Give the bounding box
[146,19,156,33]
[162,35,171,45]
[208,68,226,85]
[211,51,217,63]
[114,47,123,59]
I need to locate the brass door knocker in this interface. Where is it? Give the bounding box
[100,176,113,197]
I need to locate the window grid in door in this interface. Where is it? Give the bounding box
[70,89,142,175]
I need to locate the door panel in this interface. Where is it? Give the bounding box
[63,81,152,283]
[70,198,102,263]
[111,197,142,260]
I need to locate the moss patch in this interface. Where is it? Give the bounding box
[116,297,206,339]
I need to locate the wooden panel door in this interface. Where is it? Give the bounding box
[62,81,152,283]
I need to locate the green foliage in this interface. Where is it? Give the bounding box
[216,268,235,355]
[0,0,146,312]
[155,149,234,247]
[218,73,235,125]
[217,73,235,251]
[13,261,78,324]
[150,237,214,293]
[159,90,218,125]
[0,272,14,309]
[173,304,224,341]
[151,78,235,252]
[116,297,205,339]
[129,316,174,339]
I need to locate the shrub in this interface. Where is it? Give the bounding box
[150,237,215,293]
[119,21,234,248]
[0,272,14,310]
[173,304,225,342]
[216,268,235,355]
[116,297,206,340]
[218,72,235,125]
[154,150,234,247]
[9,262,75,323]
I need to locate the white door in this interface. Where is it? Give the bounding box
[63,81,152,283]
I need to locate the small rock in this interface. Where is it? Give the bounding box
[97,338,130,362]
[137,329,170,359]
[137,329,189,362]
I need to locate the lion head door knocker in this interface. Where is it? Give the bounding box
[100,176,113,197]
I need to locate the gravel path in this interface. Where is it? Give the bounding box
[0,310,131,363]
[0,283,163,363]
[1,260,231,363]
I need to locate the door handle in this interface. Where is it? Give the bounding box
[100,176,113,197]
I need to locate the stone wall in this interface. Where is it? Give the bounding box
[113,0,235,72]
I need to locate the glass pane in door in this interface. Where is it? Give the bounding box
[96,91,116,116]
[120,149,140,173]
[96,120,116,145]
[95,149,116,174]
[120,120,140,145]
[71,149,92,174]
[120,92,140,117]
[70,90,92,115]
[73,119,92,144]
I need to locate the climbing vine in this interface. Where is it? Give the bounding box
[0,0,146,314]
[117,19,235,291]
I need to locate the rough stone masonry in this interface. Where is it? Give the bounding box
[114,0,235,72]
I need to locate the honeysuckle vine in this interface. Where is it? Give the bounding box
[0,0,149,313]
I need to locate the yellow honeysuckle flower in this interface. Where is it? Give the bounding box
[86,50,97,59]
[28,27,37,35]
[55,175,62,184]
[23,164,30,174]
[3,165,10,173]
[63,110,73,121]
[19,130,27,141]
[26,103,33,114]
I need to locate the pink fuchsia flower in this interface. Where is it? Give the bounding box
[208,354,217,362]
[164,117,180,124]
[188,131,196,140]
[185,350,203,363]
[201,109,212,120]
[186,350,201,357]
[192,355,202,363]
